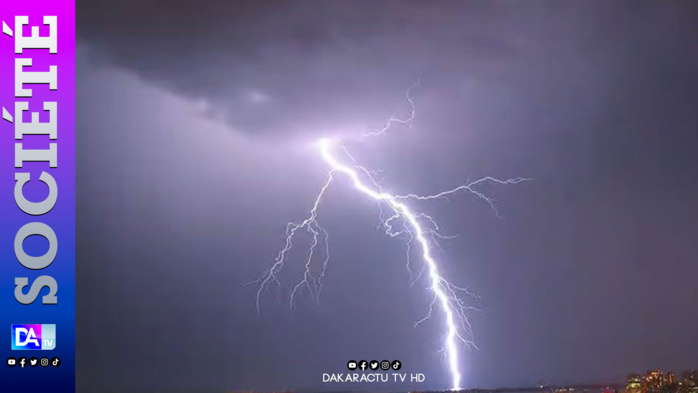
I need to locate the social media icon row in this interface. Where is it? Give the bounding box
[347,360,401,371]
[7,357,60,368]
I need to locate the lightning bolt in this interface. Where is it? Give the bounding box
[253,87,528,391]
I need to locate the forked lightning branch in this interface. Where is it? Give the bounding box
[254,89,528,390]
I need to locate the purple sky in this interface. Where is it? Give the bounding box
[75,1,698,392]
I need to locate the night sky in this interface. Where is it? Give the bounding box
[75,1,698,392]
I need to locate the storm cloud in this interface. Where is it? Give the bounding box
[76,1,698,392]
[78,0,698,141]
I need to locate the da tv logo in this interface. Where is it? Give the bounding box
[11,325,56,350]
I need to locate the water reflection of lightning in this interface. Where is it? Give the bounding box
[253,89,528,391]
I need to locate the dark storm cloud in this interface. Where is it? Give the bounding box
[76,0,698,197]
[77,0,696,139]
[76,0,522,138]
[76,1,698,392]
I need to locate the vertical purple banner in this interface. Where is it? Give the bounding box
[0,1,75,392]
